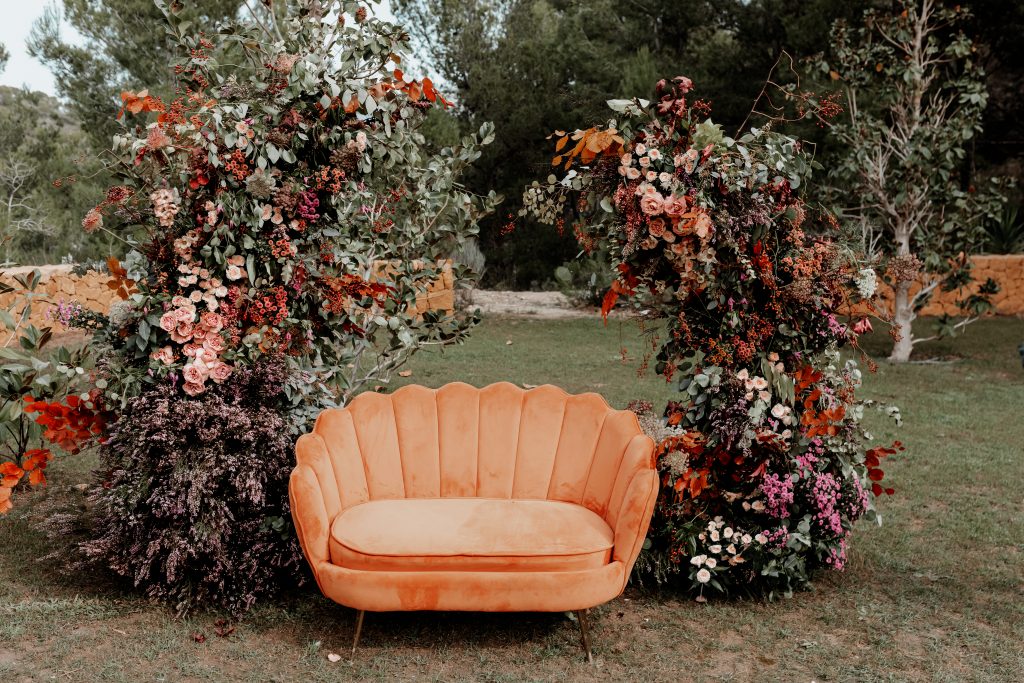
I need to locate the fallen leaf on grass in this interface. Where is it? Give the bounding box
[522,383,538,389]
[192,632,206,643]
[214,619,235,638]
[505,340,513,345]
[326,652,342,663]
[398,370,413,377]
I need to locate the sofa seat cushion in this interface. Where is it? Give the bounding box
[329,498,614,572]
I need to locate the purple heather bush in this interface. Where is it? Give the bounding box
[82,358,305,616]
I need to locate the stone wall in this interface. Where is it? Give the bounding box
[870,255,1024,317]
[0,262,456,328]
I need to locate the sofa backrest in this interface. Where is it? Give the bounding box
[298,382,651,519]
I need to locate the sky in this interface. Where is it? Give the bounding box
[0,0,398,97]
[0,1,82,95]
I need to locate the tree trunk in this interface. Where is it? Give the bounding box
[889,279,914,362]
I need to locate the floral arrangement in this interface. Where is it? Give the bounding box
[57,0,497,612]
[524,76,902,598]
[77,1,496,417]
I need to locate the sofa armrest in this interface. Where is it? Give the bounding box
[289,464,331,584]
[605,434,659,583]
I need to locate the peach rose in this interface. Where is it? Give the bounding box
[150,346,175,365]
[227,255,245,267]
[209,361,233,384]
[182,343,203,358]
[639,192,665,216]
[694,212,713,239]
[182,362,207,385]
[171,321,194,344]
[203,334,226,354]
[662,230,676,243]
[663,194,689,218]
[648,218,667,238]
[625,167,641,180]
[201,312,224,332]
[226,265,244,281]
[159,312,178,333]
[182,381,206,396]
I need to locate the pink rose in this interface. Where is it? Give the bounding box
[182,343,204,358]
[171,321,194,344]
[226,265,244,281]
[639,192,665,216]
[175,306,196,323]
[150,346,175,365]
[159,312,178,333]
[209,361,233,384]
[663,194,689,218]
[191,324,209,342]
[625,167,641,180]
[182,381,206,396]
[203,334,226,354]
[182,362,207,385]
[200,312,224,332]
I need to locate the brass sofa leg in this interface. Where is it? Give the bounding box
[351,610,365,657]
[575,609,594,664]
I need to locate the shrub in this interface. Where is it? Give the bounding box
[82,358,303,616]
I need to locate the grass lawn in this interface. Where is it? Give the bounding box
[1,315,1023,682]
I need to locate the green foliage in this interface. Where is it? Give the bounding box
[552,252,614,308]
[0,268,97,513]
[816,0,1009,359]
[983,204,1024,254]
[28,0,244,152]
[0,87,109,265]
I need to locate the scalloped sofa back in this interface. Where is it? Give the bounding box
[289,381,658,621]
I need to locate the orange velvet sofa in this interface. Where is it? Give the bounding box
[289,381,658,660]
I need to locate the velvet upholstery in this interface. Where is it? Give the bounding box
[290,382,658,613]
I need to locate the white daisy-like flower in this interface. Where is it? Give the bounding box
[696,568,711,583]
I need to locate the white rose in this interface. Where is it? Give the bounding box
[705,557,717,569]
[690,554,707,566]
[696,568,711,584]
[708,544,722,554]
[723,527,734,539]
